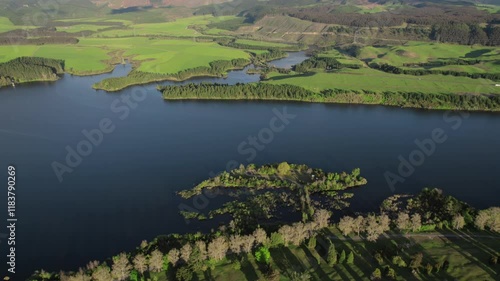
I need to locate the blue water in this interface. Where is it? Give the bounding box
[0,52,499,279]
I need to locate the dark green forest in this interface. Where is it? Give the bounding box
[160,82,500,111]
[0,57,64,86]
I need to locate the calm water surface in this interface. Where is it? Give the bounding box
[0,52,499,279]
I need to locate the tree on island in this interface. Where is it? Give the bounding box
[132,254,147,276]
[208,236,229,261]
[338,216,354,236]
[167,248,180,267]
[352,215,365,237]
[91,265,112,281]
[396,212,411,233]
[452,214,466,230]
[411,213,422,232]
[180,243,192,264]
[111,253,132,281]
[149,250,164,272]
[277,162,291,176]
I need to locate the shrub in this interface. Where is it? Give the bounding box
[392,256,407,267]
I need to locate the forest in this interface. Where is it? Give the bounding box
[160,82,500,111]
[0,57,64,86]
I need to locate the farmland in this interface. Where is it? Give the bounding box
[264,68,500,95]
[79,37,250,74]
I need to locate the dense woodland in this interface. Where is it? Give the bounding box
[160,82,500,111]
[0,27,80,45]
[0,57,64,86]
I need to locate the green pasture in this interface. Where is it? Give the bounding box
[235,39,293,48]
[94,15,235,38]
[265,67,500,94]
[79,37,250,74]
[0,16,34,33]
[56,24,114,33]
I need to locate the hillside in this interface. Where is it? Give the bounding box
[90,0,232,8]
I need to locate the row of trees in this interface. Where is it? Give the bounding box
[369,62,500,81]
[46,208,331,281]
[161,82,500,111]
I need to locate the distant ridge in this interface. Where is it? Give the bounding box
[90,0,232,9]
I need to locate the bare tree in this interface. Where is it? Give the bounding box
[149,250,164,272]
[452,214,465,230]
[69,268,91,281]
[241,235,255,253]
[132,253,148,275]
[86,260,99,271]
[167,248,180,267]
[364,215,383,242]
[278,225,294,246]
[475,210,489,230]
[338,216,354,236]
[140,240,148,250]
[229,234,244,254]
[396,212,411,232]
[180,244,192,264]
[195,240,208,260]
[91,265,112,281]
[253,228,268,245]
[410,213,422,232]
[208,236,229,261]
[313,209,331,229]
[111,253,132,281]
[352,215,365,237]
[379,214,391,232]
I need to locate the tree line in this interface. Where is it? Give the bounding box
[0,27,80,45]
[160,82,500,111]
[369,62,500,81]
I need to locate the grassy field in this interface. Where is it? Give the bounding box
[94,15,236,38]
[317,49,365,67]
[235,39,294,48]
[265,68,500,95]
[358,42,500,73]
[0,44,112,74]
[79,37,250,74]
[0,16,34,33]
[194,229,499,281]
[56,24,115,33]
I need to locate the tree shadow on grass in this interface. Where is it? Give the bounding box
[437,229,498,280]
[271,246,308,277]
[300,245,331,280]
[240,255,260,281]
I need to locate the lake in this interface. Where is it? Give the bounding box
[0,52,499,279]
